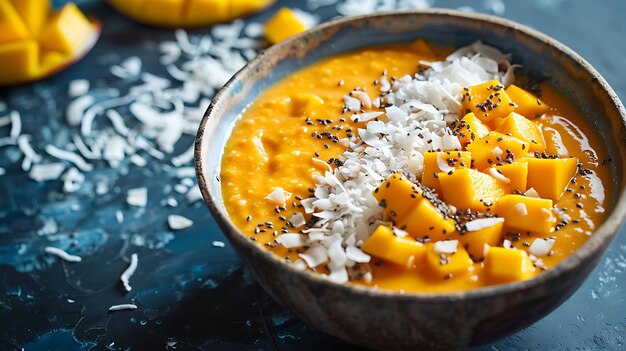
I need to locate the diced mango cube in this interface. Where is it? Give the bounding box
[409,38,435,57]
[505,84,550,119]
[39,3,93,55]
[459,220,503,260]
[186,0,229,27]
[425,243,473,278]
[291,93,324,117]
[467,131,529,170]
[496,112,545,152]
[453,112,490,147]
[0,0,29,43]
[0,39,38,85]
[265,8,309,44]
[493,160,528,193]
[395,198,456,242]
[361,225,426,268]
[496,194,554,234]
[422,151,472,195]
[526,157,578,201]
[144,0,184,28]
[9,0,50,36]
[439,168,508,211]
[373,173,423,220]
[484,246,534,282]
[461,80,515,126]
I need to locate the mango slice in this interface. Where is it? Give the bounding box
[484,246,534,282]
[505,84,550,119]
[467,131,529,171]
[425,243,473,278]
[438,168,508,211]
[496,194,554,234]
[453,112,490,147]
[265,7,309,44]
[0,39,38,85]
[39,3,93,55]
[461,80,515,126]
[460,220,503,260]
[9,0,50,36]
[526,157,578,201]
[493,160,528,193]
[0,0,29,44]
[109,0,275,28]
[496,112,545,152]
[291,93,324,117]
[395,198,456,242]
[372,173,423,220]
[361,225,426,268]
[422,151,472,196]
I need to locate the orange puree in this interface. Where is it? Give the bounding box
[220,44,611,293]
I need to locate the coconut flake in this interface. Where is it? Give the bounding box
[275,233,306,248]
[515,202,528,216]
[436,152,455,173]
[44,247,82,263]
[168,214,194,230]
[434,240,458,254]
[66,95,95,126]
[351,111,384,123]
[529,238,556,256]
[503,239,513,249]
[287,213,306,228]
[120,253,138,292]
[126,187,148,207]
[524,187,540,198]
[487,167,511,184]
[265,187,291,205]
[299,245,328,268]
[465,217,505,231]
[343,95,361,112]
[346,246,371,263]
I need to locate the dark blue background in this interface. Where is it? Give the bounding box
[0,0,625,350]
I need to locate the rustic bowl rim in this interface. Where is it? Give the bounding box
[195,8,626,302]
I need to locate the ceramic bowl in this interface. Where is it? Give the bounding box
[195,9,626,350]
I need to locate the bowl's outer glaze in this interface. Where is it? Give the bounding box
[195,10,626,350]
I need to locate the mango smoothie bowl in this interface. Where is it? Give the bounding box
[195,10,626,350]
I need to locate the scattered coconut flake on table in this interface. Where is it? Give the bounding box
[126,187,148,207]
[120,253,138,292]
[108,303,138,312]
[168,214,194,230]
[44,247,82,263]
[212,241,226,248]
[28,163,66,182]
[68,79,90,98]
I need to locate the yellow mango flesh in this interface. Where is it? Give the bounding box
[493,160,528,193]
[467,131,529,170]
[425,244,473,278]
[9,0,50,36]
[39,50,67,75]
[144,0,184,28]
[361,225,426,268]
[506,84,550,118]
[460,221,503,261]
[372,173,423,220]
[395,198,456,242]
[496,112,545,152]
[186,0,229,28]
[39,3,92,55]
[461,80,515,126]
[439,168,508,211]
[0,39,38,84]
[291,93,324,117]
[453,112,490,147]
[526,157,578,201]
[265,7,309,44]
[496,194,554,234]
[0,0,29,44]
[484,247,534,282]
[422,151,472,196]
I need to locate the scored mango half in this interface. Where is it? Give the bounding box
[108,0,276,28]
[0,1,100,86]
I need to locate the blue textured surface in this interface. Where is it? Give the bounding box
[0,0,625,350]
